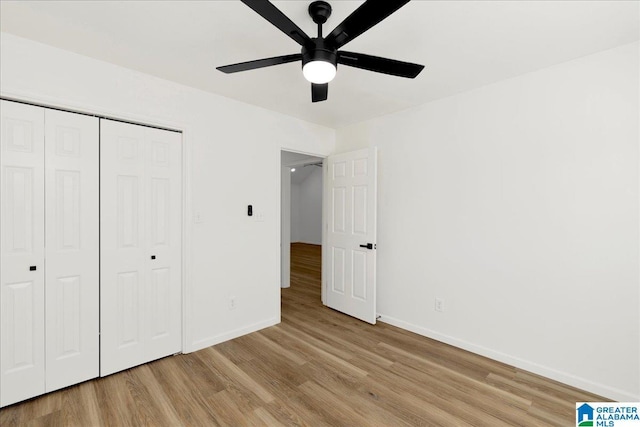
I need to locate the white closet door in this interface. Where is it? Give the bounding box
[100,120,181,376]
[44,109,99,392]
[0,100,46,407]
[143,127,182,360]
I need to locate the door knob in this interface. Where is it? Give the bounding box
[359,243,374,250]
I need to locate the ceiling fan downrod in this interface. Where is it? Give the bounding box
[308,0,332,38]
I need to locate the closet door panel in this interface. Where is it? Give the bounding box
[44,109,99,392]
[145,128,181,359]
[100,120,181,376]
[100,120,147,376]
[0,100,45,407]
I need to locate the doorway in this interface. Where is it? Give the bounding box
[281,150,324,295]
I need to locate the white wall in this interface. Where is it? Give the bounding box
[299,166,323,245]
[336,42,639,401]
[280,166,291,289]
[291,167,323,245]
[290,183,301,242]
[0,33,335,352]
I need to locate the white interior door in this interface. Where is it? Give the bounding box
[100,119,181,376]
[44,109,99,392]
[0,100,46,406]
[324,147,377,324]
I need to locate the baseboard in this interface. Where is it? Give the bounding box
[378,314,638,402]
[291,241,321,246]
[186,316,280,353]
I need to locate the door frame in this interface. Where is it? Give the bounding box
[280,150,327,302]
[0,90,194,353]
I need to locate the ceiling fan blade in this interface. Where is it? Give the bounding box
[338,51,424,78]
[311,83,328,102]
[217,54,302,74]
[325,0,411,49]
[240,0,311,47]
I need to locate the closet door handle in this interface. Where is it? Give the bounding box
[29,266,37,271]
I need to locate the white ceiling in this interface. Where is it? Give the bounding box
[281,151,323,184]
[1,1,638,129]
[290,164,321,185]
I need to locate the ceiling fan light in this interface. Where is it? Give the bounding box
[303,60,336,84]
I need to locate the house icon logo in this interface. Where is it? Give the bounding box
[577,403,594,426]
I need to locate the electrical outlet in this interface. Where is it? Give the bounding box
[229,296,237,310]
[435,297,445,312]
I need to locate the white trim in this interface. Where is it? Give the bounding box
[1,89,194,356]
[378,313,639,402]
[280,165,291,289]
[0,90,184,132]
[279,148,328,306]
[189,317,280,353]
[321,160,328,305]
[637,60,640,406]
[181,129,194,353]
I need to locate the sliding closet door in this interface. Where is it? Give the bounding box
[100,119,181,376]
[44,109,99,392]
[0,100,45,407]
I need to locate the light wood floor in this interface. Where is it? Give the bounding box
[1,242,603,426]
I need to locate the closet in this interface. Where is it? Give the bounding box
[0,100,99,406]
[0,100,182,407]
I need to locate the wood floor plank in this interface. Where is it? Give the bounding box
[300,359,417,427]
[60,382,102,427]
[124,364,183,426]
[200,347,275,404]
[242,331,307,366]
[236,360,331,427]
[375,342,533,410]
[207,389,256,427]
[276,328,368,376]
[297,380,378,427]
[246,407,287,427]
[0,242,607,426]
[145,356,222,426]
[92,371,139,426]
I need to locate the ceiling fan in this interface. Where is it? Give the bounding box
[217,0,425,103]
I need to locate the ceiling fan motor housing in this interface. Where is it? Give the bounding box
[301,38,338,70]
[308,1,332,24]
